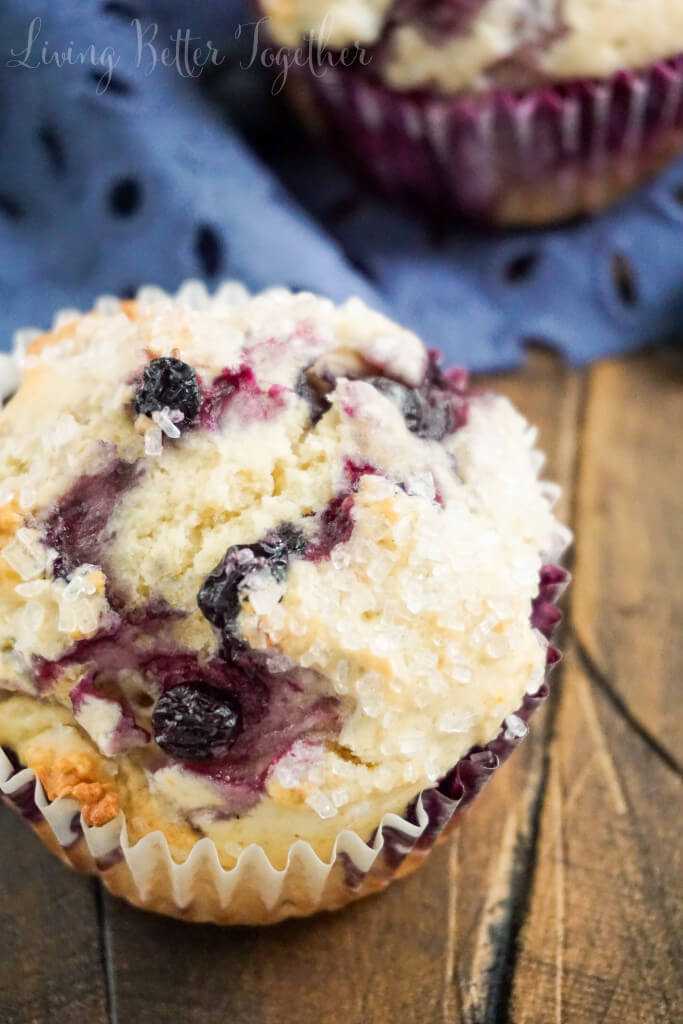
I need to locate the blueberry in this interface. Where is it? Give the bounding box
[295,367,330,425]
[133,357,200,424]
[198,547,258,632]
[152,683,241,760]
[368,377,456,441]
[256,523,308,576]
[198,524,307,633]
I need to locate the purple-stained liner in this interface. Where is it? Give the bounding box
[341,565,566,889]
[339,682,549,889]
[0,565,567,917]
[1,746,42,823]
[296,54,683,220]
[1,746,84,847]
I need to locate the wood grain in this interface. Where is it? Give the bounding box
[572,349,683,762]
[509,645,683,1024]
[508,348,683,1024]
[3,349,682,1024]
[0,808,109,1024]
[103,848,452,1024]
[444,348,582,1024]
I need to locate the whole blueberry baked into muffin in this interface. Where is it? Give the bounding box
[0,283,569,923]
[261,0,683,224]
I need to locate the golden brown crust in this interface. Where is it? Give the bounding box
[119,299,140,321]
[25,748,120,826]
[27,300,140,357]
[0,496,23,586]
[0,497,22,538]
[28,319,84,358]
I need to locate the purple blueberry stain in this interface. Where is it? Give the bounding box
[299,347,468,440]
[40,448,141,579]
[302,492,356,562]
[142,645,343,816]
[69,673,150,756]
[186,673,342,817]
[296,349,468,441]
[388,0,490,39]
[15,539,567,849]
[302,462,377,562]
[31,595,342,815]
[198,365,287,431]
[131,358,287,433]
[197,463,377,603]
[32,605,182,694]
[198,364,256,430]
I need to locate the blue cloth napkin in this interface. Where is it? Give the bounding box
[1,1,682,370]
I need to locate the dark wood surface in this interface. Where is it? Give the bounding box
[2,349,681,1024]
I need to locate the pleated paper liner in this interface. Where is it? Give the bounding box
[293,54,683,225]
[1,603,564,930]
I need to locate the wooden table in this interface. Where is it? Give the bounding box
[2,349,681,1024]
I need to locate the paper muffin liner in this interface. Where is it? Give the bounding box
[294,54,683,224]
[0,563,568,926]
[0,678,553,925]
[0,287,570,924]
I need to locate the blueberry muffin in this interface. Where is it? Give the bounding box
[0,282,569,922]
[261,0,683,224]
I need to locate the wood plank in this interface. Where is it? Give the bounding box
[508,348,683,1023]
[104,349,583,1024]
[509,646,683,1024]
[104,851,451,1024]
[0,805,109,1024]
[573,349,683,759]
[444,348,582,1024]
[2,349,679,1023]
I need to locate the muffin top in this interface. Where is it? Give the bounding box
[0,283,567,866]
[261,0,683,92]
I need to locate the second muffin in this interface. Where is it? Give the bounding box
[261,0,683,224]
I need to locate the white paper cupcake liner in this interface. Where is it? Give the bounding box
[1,676,556,924]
